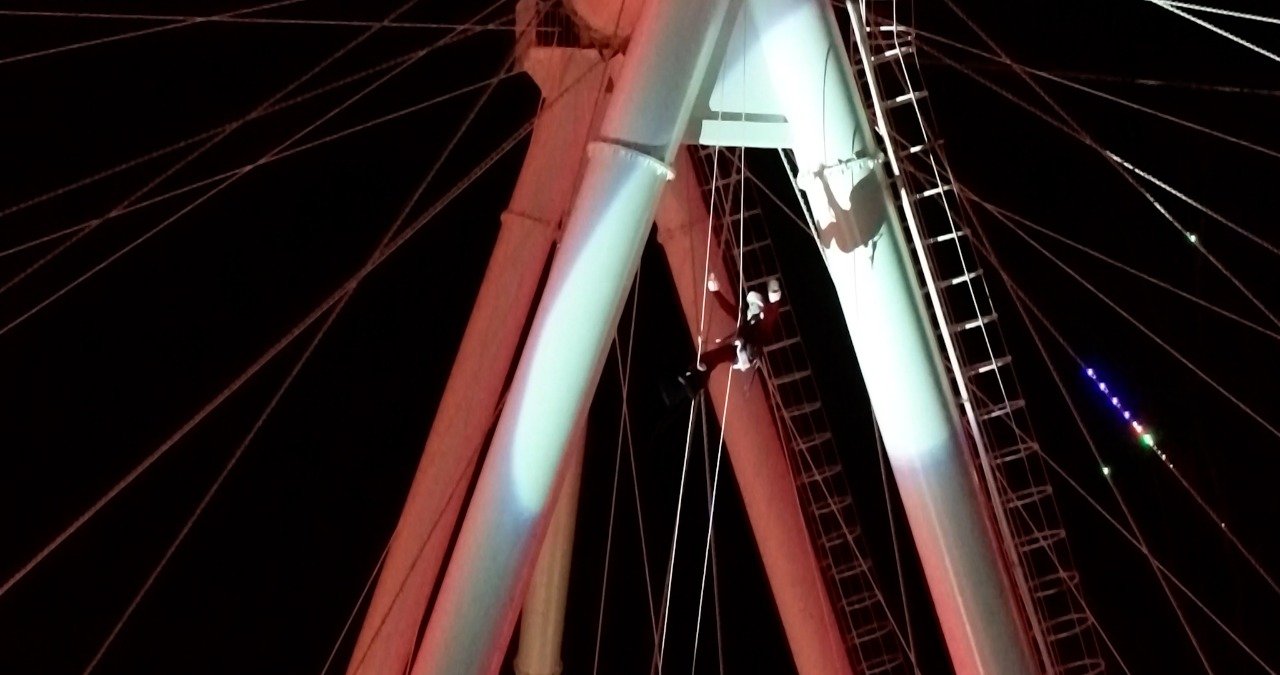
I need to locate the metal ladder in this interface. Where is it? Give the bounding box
[693,145,911,674]
[848,10,1106,674]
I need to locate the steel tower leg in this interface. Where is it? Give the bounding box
[344,49,609,675]
[411,0,734,672]
[513,423,585,675]
[745,0,1039,672]
[654,149,854,675]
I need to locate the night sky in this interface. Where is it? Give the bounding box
[1,1,1278,673]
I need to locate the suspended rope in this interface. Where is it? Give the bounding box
[656,142,754,674]
[692,146,747,670]
[690,375,732,673]
[593,266,659,673]
[654,391,707,673]
[697,401,726,675]
[0,0,304,66]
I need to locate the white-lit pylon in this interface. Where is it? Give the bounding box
[375,0,1042,671]
[743,0,1039,671]
[411,0,734,671]
[344,46,610,675]
[513,423,586,675]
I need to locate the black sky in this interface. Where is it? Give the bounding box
[1,1,1278,673]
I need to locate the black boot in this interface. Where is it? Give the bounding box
[662,368,706,406]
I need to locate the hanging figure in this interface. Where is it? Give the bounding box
[663,272,783,405]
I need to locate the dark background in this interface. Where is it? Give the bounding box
[0,1,1277,673]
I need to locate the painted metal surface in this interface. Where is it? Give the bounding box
[344,48,609,675]
[743,0,1039,671]
[412,0,732,671]
[513,424,585,675]
[654,148,854,675]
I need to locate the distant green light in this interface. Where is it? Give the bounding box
[1187,232,1198,243]
[1141,433,1155,447]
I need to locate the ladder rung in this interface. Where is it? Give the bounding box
[1015,527,1067,554]
[964,355,1011,376]
[785,400,822,417]
[926,228,968,245]
[771,368,812,385]
[861,655,906,675]
[795,430,833,450]
[799,461,840,483]
[746,272,781,287]
[870,44,915,65]
[1001,484,1052,510]
[914,183,952,200]
[936,268,981,289]
[764,336,800,353]
[1044,612,1094,642]
[1030,570,1080,599]
[897,138,943,158]
[849,621,894,645]
[976,399,1025,420]
[820,527,855,549]
[841,590,882,612]
[812,493,853,514]
[949,312,997,333]
[739,238,771,254]
[992,441,1037,465]
[829,558,870,579]
[884,90,926,110]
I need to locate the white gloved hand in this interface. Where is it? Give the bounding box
[707,273,720,293]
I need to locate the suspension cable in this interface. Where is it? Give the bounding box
[911,176,1280,343]
[0,0,303,66]
[962,206,1280,600]
[0,10,522,31]
[593,266,657,672]
[0,0,509,335]
[1143,1,1280,63]
[0,88,536,602]
[915,29,1280,162]
[920,36,1280,334]
[963,189,1280,443]
[0,73,520,262]
[0,32,486,224]
[981,238,1276,672]
[0,0,431,296]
